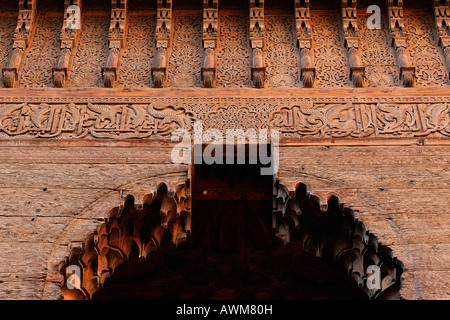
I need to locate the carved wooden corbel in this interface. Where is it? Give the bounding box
[2,0,37,88]
[387,0,415,87]
[432,0,450,78]
[341,0,365,87]
[250,0,265,88]
[53,0,83,88]
[102,0,128,88]
[152,0,172,88]
[202,0,219,88]
[294,0,315,87]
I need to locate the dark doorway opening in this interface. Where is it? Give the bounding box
[191,144,274,255]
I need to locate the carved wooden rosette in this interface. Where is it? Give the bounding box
[202,0,218,88]
[2,0,37,88]
[272,180,405,300]
[59,182,191,300]
[250,0,265,88]
[101,0,128,88]
[53,0,83,88]
[433,0,450,78]
[387,0,415,87]
[294,0,315,88]
[152,0,172,88]
[341,0,365,87]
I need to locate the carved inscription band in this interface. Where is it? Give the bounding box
[0,99,448,139]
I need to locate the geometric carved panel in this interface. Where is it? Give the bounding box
[68,16,110,88]
[265,15,301,88]
[216,14,251,88]
[404,13,449,87]
[167,15,203,88]
[0,17,17,88]
[118,15,156,88]
[311,14,350,88]
[19,16,63,88]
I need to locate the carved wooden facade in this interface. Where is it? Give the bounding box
[0,0,449,301]
[0,0,449,90]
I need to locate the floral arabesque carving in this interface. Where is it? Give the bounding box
[68,16,110,88]
[311,14,349,88]
[358,13,399,87]
[216,15,251,88]
[167,15,203,88]
[117,15,156,88]
[19,16,63,88]
[404,13,448,87]
[265,15,300,88]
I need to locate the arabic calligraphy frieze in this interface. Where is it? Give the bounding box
[0,101,448,139]
[0,103,194,139]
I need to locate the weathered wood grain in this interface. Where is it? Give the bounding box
[0,137,448,300]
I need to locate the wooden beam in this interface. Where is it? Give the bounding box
[294,0,315,88]
[387,0,415,87]
[250,0,266,88]
[341,0,365,87]
[102,0,129,88]
[2,0,38,88]
[152,0,173,88]
[201,0,219,88]
[53,0,83,88]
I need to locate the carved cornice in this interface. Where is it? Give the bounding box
[102,0,129,88]
[432,0,450,78]
[250,0,266,88]
[152,0,173,88]
[202,0,219,88]
[387,0,415,87]
[53,0,83,88]
[2,0,38,88]
[341,0,365,87]
[294,0,315,88]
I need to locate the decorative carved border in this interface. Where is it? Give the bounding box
[0,91,449,140]
[0,98,448,140]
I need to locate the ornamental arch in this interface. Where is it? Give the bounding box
[58,176,405,300]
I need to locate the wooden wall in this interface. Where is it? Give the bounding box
[0,141,448,299]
